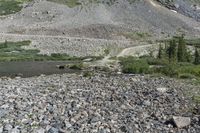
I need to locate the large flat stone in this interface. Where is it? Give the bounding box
[173,116,191,128]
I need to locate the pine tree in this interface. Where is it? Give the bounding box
[4,40,7,48]
[157,44,163,59]
[168,39,177,63]
[194,47,200,65]
[177,35,187,62]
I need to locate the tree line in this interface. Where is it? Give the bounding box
[158,35,200,65]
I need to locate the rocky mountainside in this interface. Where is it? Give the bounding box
[0,0,200,39]
[157,0,200,22]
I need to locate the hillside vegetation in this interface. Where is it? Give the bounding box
[120,35,200,80]
[0,0,32,15]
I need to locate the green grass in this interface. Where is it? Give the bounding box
[119,56,200,80]
[119,56,150,74]
[0,41,103,62]
[0,0,32,15]
[47,0,81,8]
[0,41,82,61]
[192,95,200,104]
[120,32,152,41]
[47,0,138,8]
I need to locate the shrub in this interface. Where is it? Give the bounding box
[144,57,168,66]
[69,63,83,70]
[120,57,149,74]
[192,95,200,104]
[0,42,7,49]
[83,71,93,77]
[178,65,200,77]
[194,48,200,65]
[158,65,179,77]
[179,73,195,79]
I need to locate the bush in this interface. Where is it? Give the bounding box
[143,57,168,65]
[178,65,200,77]
[158,65,179,77]
[179,73,196,79]
[0,41,8,49]
[192,95,200,104]
[83,71,93,77]
[69,63,83,70]
[120,57,149,74]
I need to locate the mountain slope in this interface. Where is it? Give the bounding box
[0,0,199,39]
[157,0,200,22]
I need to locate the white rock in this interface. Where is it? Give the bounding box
[173,116,191,128]
[11,128,20,133]
[35,128,45,133]
[0,126,3,133]
[157,87,168,93]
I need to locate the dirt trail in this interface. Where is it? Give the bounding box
[117,44,158,57]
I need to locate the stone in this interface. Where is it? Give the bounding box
[172,116,191,128]
[83,58,93,62]
[3,124,13,131]
[65,121,72,129]
[143,100,151,106]
[0,109,7,118]
[0,126,3,133]
[157,87,168,93]
[11,128,20,133]
[48,127,59,133]
[56,65,65,69]
[36,128,45,133]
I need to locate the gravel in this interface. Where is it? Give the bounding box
[0,73,199,132]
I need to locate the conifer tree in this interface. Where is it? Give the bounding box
[157,44,163,59]
[177,35,186,62]
[194,47,200,65]
[168,39,177,63]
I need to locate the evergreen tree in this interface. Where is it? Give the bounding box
[194,47,200,65]
[167,39,177,63]
[177,35,187,62]
[0,40,8,49]
[157,44,163,59]
[4,40,7,48]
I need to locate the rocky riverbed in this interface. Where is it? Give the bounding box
[0,73,199,133]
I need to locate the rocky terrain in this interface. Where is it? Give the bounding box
[0,0,199,38]
[0,33,136,57]
[0,73,199,133]
[0,0,200,132]
[157,0,200,22]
